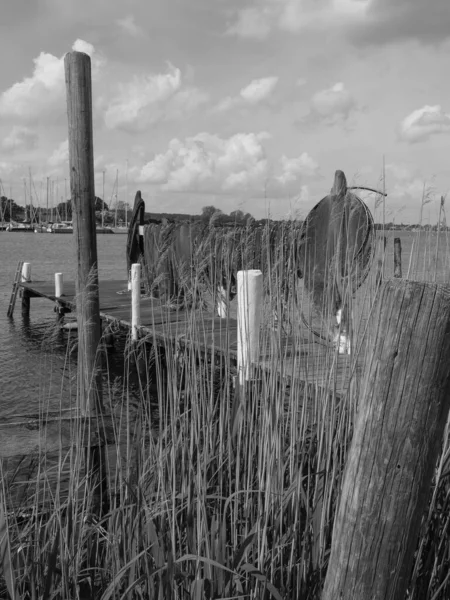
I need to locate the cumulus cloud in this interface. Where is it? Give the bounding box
[103,63,209,131]
[0,39,102,122]
[116,14,144,37]
[277,153,319,184]
[2,126,38,152]
[48,139,68,168]
[227,0,370,38]
[215,76,278,112]
[399,105,450,143]
[310,82,356,120]
[137,132,318,195]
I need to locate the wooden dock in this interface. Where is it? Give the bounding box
[17,278,360,396]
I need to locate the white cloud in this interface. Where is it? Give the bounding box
[399,105,450,143]
[116,14,144,37]
[309,82,357,122]
[227,0,370,38]
[277,152,319,184]
[0,39,101,122]
[2,126,38,152]
[226,7,273,39]
[48,139,68,168]
[103,64,208,131]
[215,76,278,112]
[138,132,271,192]
[137,132,318,195]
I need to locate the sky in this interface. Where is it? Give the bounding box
[0,0,449,223]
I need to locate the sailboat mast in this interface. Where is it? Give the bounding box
[125,159,128,229]
[102,170,105,228]
[29,167,33,225]
[114,169,118,228]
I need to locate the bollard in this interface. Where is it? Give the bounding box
[131,263,141,342]
[55,273,64,297]
[237,270,263,384]
[21,263,31,282]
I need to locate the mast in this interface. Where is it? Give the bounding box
[125,159,128,229]
[65,177,68,221]
[29,167,33,225]
[46,177,49,222]
[114,169,118,228]
[102,170,105,228]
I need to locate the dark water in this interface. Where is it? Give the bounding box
[0,232,128,418]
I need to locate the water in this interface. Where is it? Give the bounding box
[1,229,450,420]
[0,232,128,419]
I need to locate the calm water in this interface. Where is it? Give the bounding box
[0,232,128,419]
[1,229,450,419]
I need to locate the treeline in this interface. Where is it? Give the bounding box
[144,205,264,226]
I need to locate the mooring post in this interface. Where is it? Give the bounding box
[237,270,263,385]
[131,263,141,343]
[21,262,31,316]
[55,272,64,297]
[21,262,31,283]
[322,279,450,600]
[65,50,108,515]
[394,237,402,278]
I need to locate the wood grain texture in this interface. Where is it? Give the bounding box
[322,279,450,600]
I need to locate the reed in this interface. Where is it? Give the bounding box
[1,212,450,599]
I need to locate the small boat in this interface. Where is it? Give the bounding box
[49,222,73,234]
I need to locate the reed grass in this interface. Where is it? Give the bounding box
[2,205,450,599]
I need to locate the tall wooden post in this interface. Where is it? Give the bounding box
[394,237,402,278]
[322,279,450,600]
[65,51,107,515]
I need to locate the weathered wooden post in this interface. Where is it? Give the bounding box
[322,279,450,600]
[394,237,402,278]
[237,270,263,384]
[21,263,31,283]
[65,50,107,515]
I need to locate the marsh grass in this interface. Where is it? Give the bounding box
[2,211,450,599]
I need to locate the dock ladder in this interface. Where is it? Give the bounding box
[7,260,24,318]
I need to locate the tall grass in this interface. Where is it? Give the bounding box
[1,209,450,599]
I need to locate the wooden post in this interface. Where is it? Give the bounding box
[131,263,141,342]
[394,237,402,278]
[65,51,107,515]
[375,236,387,288]
[55,273,64,297]
[21,263,32,316]
[217,285,228,318]
[21,263,31,282]
[322,279,450,600]
[237,270,263,384]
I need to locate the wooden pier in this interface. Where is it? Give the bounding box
[16,277,359,396]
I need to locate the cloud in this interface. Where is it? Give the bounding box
[215,76,278,112]
[226,6,273,39]
[137,132,318,195]
[103,63,209,131]
[399,105,450,143]
[277,152,319,184]
[303,82,357,124]
[0,39,102,122]
[116,14,144,37]
[227,0,370,38]
[349,0,450,46]
[2,126,38,152]
[48,139,68,168]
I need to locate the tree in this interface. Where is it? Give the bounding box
[201,205,223,220]
[95,196,109,212]
[230,209,253,222]
[0,196,23,221]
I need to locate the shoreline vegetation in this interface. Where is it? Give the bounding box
[1,221,450,599]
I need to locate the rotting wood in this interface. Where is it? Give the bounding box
[65,50,108,516]
[322,279,450,600]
